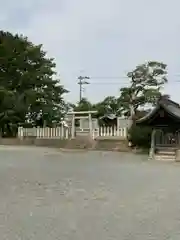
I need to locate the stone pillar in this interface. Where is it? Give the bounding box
[149,129,156,160]
[18,127,23,140]
[89,113,92,138]
[117,117,120,130]
[71,114,75,139]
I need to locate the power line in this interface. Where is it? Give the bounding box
[89,76,128,79]
[85,75,180,85]
[85,81,180,85]
[77,76,90,102]
[87,75,180,84]
[76,74,180,100]
[89,82,128,85]
[89,74,180,79]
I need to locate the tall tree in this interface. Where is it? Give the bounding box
[118,61,168,117]
[0,31,68,135]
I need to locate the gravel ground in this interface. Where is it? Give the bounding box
[0,146,180,239]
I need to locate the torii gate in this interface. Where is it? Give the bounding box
[66,110,97,139]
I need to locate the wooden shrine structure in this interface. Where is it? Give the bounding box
[136,97,180,160]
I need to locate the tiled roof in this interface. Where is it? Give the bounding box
[136,98,180,124]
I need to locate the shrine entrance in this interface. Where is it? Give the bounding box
[154,129,180,149]
[65,111,98,139]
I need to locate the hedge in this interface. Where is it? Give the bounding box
[128,124,152,148]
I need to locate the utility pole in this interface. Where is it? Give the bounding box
[78,76,90,102]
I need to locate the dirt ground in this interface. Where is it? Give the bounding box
[0,146,180,239]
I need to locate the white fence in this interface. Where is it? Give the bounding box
[18,126,128,139]
[92,127,127,139]
[18,127,69,139]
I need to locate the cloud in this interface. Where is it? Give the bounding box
[0,0,180,103]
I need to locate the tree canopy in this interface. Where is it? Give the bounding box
[118,61,168,117]
[0,31,67,136]
[71,96,121,117]
[72,98,93,112]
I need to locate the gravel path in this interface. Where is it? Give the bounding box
[0,146,180,239]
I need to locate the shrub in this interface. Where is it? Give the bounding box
[128,124,152,148]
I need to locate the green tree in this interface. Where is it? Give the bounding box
[71,96,122,117]
[118,61,168,117]
[73,98,93,112]
[93,96,121,117]
[0,31,68,136]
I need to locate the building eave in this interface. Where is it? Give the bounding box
[136,98,180,125]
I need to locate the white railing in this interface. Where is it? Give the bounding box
[18,127,69,139]
[18,126,128,140]
[92,126,128,139]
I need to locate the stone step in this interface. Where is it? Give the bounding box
[154,154,176,161]
[156,147,177,151]
[157,151,175,156]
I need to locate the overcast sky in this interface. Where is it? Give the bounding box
[1,0,180,103]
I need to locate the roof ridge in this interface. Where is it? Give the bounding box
[159,97,180,108]
[136,97,180,124]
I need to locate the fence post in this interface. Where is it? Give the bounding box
[88,113,93,138]
[71,115,75,139]
[110,126,113,136]
[65,127,69,139]
[97,128,99,138]
[103,127,106,136]
[36,127,40,138]
[55,127,58,138]
[32,127,36,137]
[18,127,23,139]
[18,127,20,138]
[117,127,119,137]
[92,129,95,140]
[124,127,128,138]
[61,126,64,139]
[54,127,57,138]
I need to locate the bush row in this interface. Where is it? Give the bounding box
[128,124,152,148]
